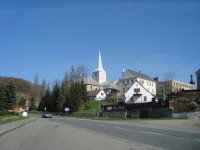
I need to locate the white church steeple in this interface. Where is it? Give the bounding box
[92,51,106,84]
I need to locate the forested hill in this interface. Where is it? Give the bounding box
[0,76,32,93]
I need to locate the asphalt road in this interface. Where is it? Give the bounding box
[51,117,200,150]
[0,116,200,150]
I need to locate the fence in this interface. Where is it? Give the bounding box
[103,100,169,112]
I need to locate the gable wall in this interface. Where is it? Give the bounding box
[124,82,154,103]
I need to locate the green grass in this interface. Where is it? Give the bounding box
[0,115,28,124]
[78,100,113,113]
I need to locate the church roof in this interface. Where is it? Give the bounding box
[82,76,100,86]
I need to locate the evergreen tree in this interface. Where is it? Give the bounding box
[3,82,16,111]
[39,84,51,111]
[18,97,26,105]
[51,82,60,112]
[57,72,70,112]
[80,79,88,109]
[69,81,83,112]
[0,86,6,111]
[29,97,35,110]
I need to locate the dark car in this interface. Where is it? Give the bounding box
[42,112,53,118]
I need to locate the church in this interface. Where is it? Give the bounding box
[82,51,107,92]
[83,51,156,103]
[80,51,106,101]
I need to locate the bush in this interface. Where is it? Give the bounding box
[170,97,197,113]
[0,112,17,116]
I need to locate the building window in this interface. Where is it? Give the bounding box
[134,88,140,93]
[91,86,92,90]
[144,96,147,101]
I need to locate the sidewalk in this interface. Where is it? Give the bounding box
[0,117,38,136]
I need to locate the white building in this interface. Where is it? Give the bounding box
[124,80,156,103]
[87,89,106,101]
[154,78,196,97]
[119,69,156,96]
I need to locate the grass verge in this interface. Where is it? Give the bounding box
[0,115,28,124]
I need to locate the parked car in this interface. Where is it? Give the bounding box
[42,112,53,118]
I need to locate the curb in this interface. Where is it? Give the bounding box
[0,118,38,137]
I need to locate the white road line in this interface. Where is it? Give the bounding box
[141,131,164,136]
[115,127,128,130]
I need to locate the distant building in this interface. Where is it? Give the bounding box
[196,69,200,90]
[92,51,106,84]
[118,69,156,96]
[155,79,196,99]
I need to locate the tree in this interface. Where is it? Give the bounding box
[17,97,26,105]
[164,72,175,80]
[3,82,17,111]
[80,79,88,109]
[30,74,41,109]
[0,86,6,111]
[57,72,70,112]
[39,84,51,111]
[29,97,35,110]
[76,66,88,78]
[40,78,46,98]
[51,82,60,112]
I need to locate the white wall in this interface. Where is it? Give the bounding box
[137,78,156,95]
[124,81,155,103]
[96,90,106,100]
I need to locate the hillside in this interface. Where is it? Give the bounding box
[0,76,32,93]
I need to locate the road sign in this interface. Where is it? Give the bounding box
[65,107,70,112]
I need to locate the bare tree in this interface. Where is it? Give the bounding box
[164,72,175,80]
[76,66,88,78]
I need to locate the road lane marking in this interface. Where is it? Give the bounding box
[114,127,200,142]
[115,127,128,130]
[141,131,164,136]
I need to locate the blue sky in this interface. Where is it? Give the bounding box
[0,0,200,85]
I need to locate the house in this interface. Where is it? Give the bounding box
[119,69,156,95]
[87,89,106,101]
[81,76,102,91]
[124,80,156,103]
